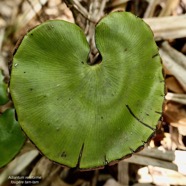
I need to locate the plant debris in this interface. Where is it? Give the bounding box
[0,0,186,185]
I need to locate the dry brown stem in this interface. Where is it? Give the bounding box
[159,41,186,91]
[144,14,186,40]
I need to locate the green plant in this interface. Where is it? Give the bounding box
[3,12,165,169]
[0,71,26,167]
[0,70,9,105]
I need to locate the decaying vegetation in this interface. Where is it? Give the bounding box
[0,0,186,185]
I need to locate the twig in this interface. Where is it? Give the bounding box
[159,41,186,91]
[87,0,109,65]
[40,166,62,186]
[159,0,179,17]
[165,93,186,105]
[107,0,130,8]
[0,101,13,114]
[64,0,107,64]
[91,170,99,186]
[144,0,160,18]
[144,14,186,40]
[161,42,186,69]
[0,19,9,76]
[64,0,97,23]
[26,0,43,23]
[0,19,6,51]
[118,161,129,185]
[0,150,39,185]
[15,0,48,33]
[124,147,178,171]
[96,0,109,21]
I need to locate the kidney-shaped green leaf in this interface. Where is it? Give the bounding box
[0,70,9,105]
[10,12,164,169]
[0,109,26,167]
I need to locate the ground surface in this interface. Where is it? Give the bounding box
[0,0,186,186]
